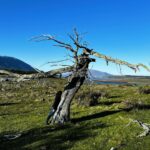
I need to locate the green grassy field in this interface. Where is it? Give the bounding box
[0,78,150,150]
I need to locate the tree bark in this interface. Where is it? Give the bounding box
[51,57,93,124]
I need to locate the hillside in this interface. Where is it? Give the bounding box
[0,56,36,73]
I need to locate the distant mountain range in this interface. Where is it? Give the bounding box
[0,56,37,73]
[0,56,112,79]
[62,69,112,80]
[88,69,112,80]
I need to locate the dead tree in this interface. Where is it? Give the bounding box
[51,53,95,123]
[1,29,150,124]
[30,29,150,124]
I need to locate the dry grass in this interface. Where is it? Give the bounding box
[1,78,150,150]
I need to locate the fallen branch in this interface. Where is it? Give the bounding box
[127,119,150,137]
[0,70,20,78]
[0,66,74,82]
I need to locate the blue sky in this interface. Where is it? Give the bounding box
[0,0,150,75]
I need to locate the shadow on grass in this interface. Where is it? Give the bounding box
[72,110,122,123]
[72,103,150,123]
[125,103,150,110]
[108,95,122,99]
[1,100,150,149]
[0,102,20,106]
[98,101,122,106]
[137,104,150,109]
[0,122,106,150]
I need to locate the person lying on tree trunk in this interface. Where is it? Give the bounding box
[46,91,62,125]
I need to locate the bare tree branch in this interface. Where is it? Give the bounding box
[31,32,150,73]
[59,35,150,73]
[50,64,71,67]
[31,35,75,53]
[86,49,150,72]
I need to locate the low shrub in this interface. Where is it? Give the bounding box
[139,86,150,94]
[123,99,150,110]
[75,90,109,107]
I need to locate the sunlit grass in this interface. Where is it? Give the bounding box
[0,78,150,150]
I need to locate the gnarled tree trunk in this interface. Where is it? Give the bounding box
[51,56,93,124]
